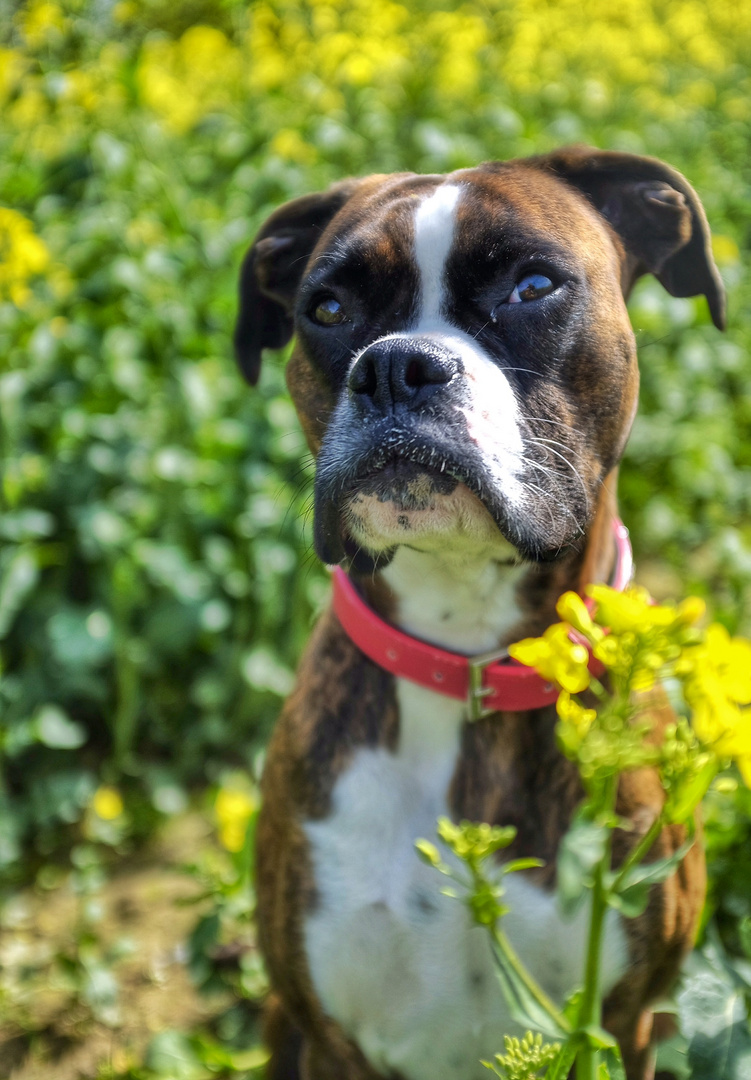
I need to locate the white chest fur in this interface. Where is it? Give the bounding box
[303,678,628,1080]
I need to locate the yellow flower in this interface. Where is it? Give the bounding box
[700,703,751,759]
[269,129,316,164]
[698,624,751,704]
[510,623,590,693]
[136,27,244,134]
[556,691,596,735]
[0,208,50,306]
[555,691,597,758]
[92,786,124,820]
[0,47,27,106]
[587,584,675,633]
[711,234,740,266]
[556,591,603,642]
[21,0,67,49]
[215,786,257,853]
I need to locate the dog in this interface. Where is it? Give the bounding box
[234,146,724,1080]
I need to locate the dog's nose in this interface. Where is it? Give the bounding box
[348,338,457,412]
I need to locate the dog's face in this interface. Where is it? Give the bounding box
[236,148,724,571]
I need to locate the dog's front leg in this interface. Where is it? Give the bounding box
[300,1034,391,1080]
[264,996,387,1080]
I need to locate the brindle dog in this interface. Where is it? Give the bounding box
[235,147,723,1080]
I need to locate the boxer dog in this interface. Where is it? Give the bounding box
[234,147,724,1080]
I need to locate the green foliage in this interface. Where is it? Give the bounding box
[0,0,749,883]
[556,814,609,917]
[671,937,751,1080]
[108,1029,269,1079]
[1,0,751,1073]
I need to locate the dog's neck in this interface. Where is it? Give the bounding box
[380,546,527,655]
[370,473,620,656]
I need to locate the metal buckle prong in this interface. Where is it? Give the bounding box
[467,647,508,722]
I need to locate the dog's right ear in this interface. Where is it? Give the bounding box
[234,179,361,385]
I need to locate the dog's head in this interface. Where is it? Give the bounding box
[235,147,724,572]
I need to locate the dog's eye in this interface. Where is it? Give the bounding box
[311,295,347,326]
[508,273,556,304]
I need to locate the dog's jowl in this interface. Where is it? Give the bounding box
[235,147,723,1080]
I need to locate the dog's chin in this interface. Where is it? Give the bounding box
[314,453,584,570]
[342,477,519,566]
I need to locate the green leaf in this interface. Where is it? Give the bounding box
[241,646,295,696]
[145,1031,210,1080]
[226,1046,271,1070]
[544,1036,581,1080]
[610,837,695,915]
[490,938,570,1040]
[557,817,608,916]
[0,547,38,639]
[608,880,650,917]
[689,1023,751,1080]
[582,1025,618,1049]
[616,837,694,890]
[562,988,583,1026]
[193,1034,270,1071]
[602,1045,627,1080]
[739,917,751,961]
[33,705,87,749]
[503,857,546,874]
[676,949,751,1080]
[47,607,114,669]
[654,1033,691,1080]
[665,759,718,823]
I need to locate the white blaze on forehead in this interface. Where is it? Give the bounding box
[413,184,462,327]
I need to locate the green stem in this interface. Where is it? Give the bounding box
[610,812,664,894]
[576,775,618,1080]
[586,676,609,703]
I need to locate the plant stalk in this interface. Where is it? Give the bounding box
[492,924,570,1034]
[576,775,618,1080]
[610,812,664,894]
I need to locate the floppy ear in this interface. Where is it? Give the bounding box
[234,179,362,384]
[527,146,726,330]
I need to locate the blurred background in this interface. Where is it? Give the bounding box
[0,1,750,1077]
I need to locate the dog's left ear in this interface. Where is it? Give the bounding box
[234,178,362,384]
[528,146,726,330]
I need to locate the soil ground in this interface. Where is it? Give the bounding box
[0,814,232,1080]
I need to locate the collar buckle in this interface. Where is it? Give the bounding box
[467,647,508,721]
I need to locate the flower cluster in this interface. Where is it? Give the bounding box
[91,785,124,821]
[509,619,591,693]
[0,0,747,320]
[417,818,543,926]
[0,208,49,306]
[682,624,751,786]
[510,585,751,802]
[1,0,748,167]
[485,1031,562,1080]
[137,26,246,135]
[214,784,257,853]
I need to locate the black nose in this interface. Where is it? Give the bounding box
[348,338,458,412]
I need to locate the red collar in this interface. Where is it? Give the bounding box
[332,519,633,719]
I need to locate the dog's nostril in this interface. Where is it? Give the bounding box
[404,358,422,388]
[350,356,378,397]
